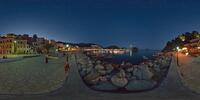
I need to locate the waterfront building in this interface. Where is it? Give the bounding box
[184,38,200,54]
[0,37,33,54]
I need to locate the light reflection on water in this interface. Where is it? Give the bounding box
[108,50,159,64]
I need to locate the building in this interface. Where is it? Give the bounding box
[13,39,33,54]
[0,37,33,55]
[4,33,17,38]
[0,37,14,54]
[184,38,200,54]
[56,42,66,51]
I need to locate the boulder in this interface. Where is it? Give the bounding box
[132,64,153,80]
[153,64,160,73]
[160,59,168,68]
[132,67,142,79]
[84,70,101,85]
[105,64,114,73]
[126,67,134,72]
[78,59,87,65]
[125,80,157,91]
[111,69,128,87]
[111,75,128,88]
[116,69,126,78]
[148,62,153,67]
[96,60,101,64]
[87,60,93,67]
[99,76,108,82]
[95,64,106,75]
[84,67,93,74]
[92,81,118,91]
[126,73,136,81]
[79,70,88,77]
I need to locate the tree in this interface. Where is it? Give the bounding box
[163,31,200,52]
[179,34,186,42]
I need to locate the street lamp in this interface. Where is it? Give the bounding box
[176,46,179,51]
[66,44,69,51]
[66,44,69,48]
[13,40,17,54]
[176,46,180,66]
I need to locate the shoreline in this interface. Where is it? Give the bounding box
[76,52,172,92]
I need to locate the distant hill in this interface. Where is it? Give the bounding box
[104,45,120,49]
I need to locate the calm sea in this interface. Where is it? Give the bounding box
[104,50,159,64]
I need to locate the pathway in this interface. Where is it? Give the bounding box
[0,53,199,100]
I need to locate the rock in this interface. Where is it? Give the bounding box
[116,69,126,78]
[78,59,87,65]
[81,67,93,75]
[111,75,128,88]
[105,64,114,73]
[133,64,153,80]
[84,70,101,85]
[96,60,101,64]
[129,76,137,81]
[111,69,128,87]
[132,67,142,79]
[125,80,157,91]
[126,67,134,72]
[160,59,168,68]
[99,76,108,82]
[87,60,93,67]
[95,64,106,75]
[153,64,160,72]
[79,62,91,69]
[79,70,88,77]
[148,62,153,67]
[92,81,118,91]
[126,72,136,81]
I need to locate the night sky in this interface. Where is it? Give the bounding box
[1,0,200,49]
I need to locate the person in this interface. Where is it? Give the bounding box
[66,53,69,62]
[64,62,70,74]
[45,55,48,63]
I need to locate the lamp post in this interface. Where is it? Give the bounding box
[176,46,180,66]
[66,44,69,51]
[13,40,17,54]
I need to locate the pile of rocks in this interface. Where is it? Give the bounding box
[77,53,171,92]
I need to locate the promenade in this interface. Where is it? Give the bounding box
[0,53,199,100]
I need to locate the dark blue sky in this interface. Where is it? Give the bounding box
[1,0,200,49]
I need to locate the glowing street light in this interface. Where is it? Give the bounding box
[185,52,189,56]
[13,40,17,54]
[182,47,187,50]
[176,46,180,66]
[176,46,181,52]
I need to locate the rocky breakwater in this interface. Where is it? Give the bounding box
[77,53,171,92]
